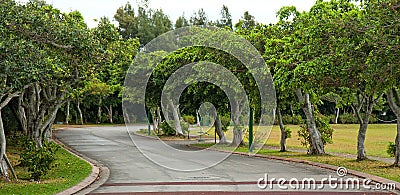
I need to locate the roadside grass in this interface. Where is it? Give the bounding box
[137,124,396,158]
[199,124,396,158]
[0,145,92,195]
[192,143,400,183]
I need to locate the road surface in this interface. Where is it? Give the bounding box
[55,126,396,194]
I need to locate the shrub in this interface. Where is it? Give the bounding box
[182,115,196,125]
[338,113,377,124]
[387,142,396,157]
[7,132,27,147]
[298,114,334,151]
[284,126,292,139]
[19,139,60,181]
[338,113,358,124]
[220,115,231,132]
[292,115,305,125]
[282,114,304,125]
[328,115,337,124]
[161,121,175,135]
[160,120,188,135]
[181,121,189,134]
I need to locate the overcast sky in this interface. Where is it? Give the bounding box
[18,0,317,28]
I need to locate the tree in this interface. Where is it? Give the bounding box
[114,2,172,46]
[8,2,99,147]
[266,5,328,154]
[190,8,208,26]
[113,3,137,40]
[88,18,139,124]
[175,14,189,29]
[235,11,256,30]
[361,0,400,165]
[216,5,233,29]
[0,1,29,180]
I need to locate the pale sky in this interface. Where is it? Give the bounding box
[18,0,317,28]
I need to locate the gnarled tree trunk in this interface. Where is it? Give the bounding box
[77,100,83,125]
[15,83,66,147]
[169,101,183,135]
[105,105,113,124]
[231,99,244,146]
[352,93,382,160]
[335,108,339,124]
[0,93,19,181]
[296,89,325,155]
[214,115,227,144]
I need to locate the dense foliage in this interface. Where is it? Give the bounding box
[2,0,400,182]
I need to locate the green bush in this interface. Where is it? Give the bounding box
[7,132,27,147]
[220,115,231,132]
[328,115,337,124]
[282,114,304,125]
[387,142,396,157]
[182,115,196,125]
[181,121,189,134]
[19,139,60,181]
[161,121,175,135]
[338,113,377,124]
[284,126,292,139]
[160,120,188,135]
[338,113,358,124]
[298,114,334,151]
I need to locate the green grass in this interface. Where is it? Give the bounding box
[0,145,92,195]
[201,124,397,158]
[268,124,397,158]
[192,143,400,183]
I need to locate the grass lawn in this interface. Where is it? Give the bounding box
[192,143,400,183]
[0,145,92,195]
[199,124,397,158]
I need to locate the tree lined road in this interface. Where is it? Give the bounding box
[55,126,394,194]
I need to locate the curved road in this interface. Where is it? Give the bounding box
[55,126,395,194]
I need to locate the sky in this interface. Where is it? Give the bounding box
[18,0,317,28]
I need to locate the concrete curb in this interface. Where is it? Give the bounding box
[53,129,110,195]
[188,145,400,192]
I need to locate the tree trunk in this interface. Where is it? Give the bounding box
[0,110,9,181]
[15,95,28,135]
[97,106,102,124]
[156,107,162,134]
[231,99,244,146]
[196,110,201,127]
[105,105,113,124]
[290,104,294,116]
[353,94,378,161]
[296,89,325,155]
[214,115,227,143]
[357,122,369,160]
[169,101,183,135]
[65,100,70,125]
[40,104,62,141]
[387,88,400,166]
[151,108,157,132]
[0,110,17,181]
[277,107,287,152]
[394,119,400,166]
[335,108,339,124]
[77,101,83,125]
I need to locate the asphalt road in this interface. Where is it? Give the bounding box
[55,126,396,194]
